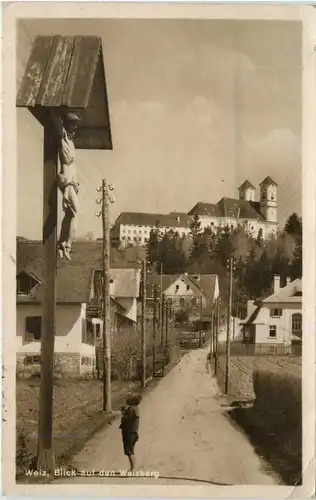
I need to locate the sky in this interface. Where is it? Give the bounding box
[17,18,302,240]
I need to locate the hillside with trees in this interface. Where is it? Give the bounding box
[146,213,302,318]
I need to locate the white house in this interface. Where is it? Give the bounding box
[241,275,302,354]
[111,212,191,247]
[145,273,219,324]
[16,241,141,375]
[187,176,278,239]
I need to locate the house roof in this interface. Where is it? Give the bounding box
[240,305,261,325]
[187,198,265,221]
[187,202,221,217]
[262,278,302,304]
[115,212,191,229]
[93,268,141,298]
[259,176,278,187]
[16,240,140,304]
[16,35,112,150]
[238,180,256,190]
[145,273,217,302]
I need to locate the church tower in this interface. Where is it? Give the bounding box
[259,176,278,223]
[238,180,256,202]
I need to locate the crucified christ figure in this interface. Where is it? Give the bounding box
[51,111,81,261]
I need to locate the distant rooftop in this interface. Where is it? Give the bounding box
[115,212,192,228]
[188,198,266,221]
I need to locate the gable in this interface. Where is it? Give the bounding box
[164,275,203,297]
[16,271,40,295]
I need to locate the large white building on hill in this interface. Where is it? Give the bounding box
[112,177,279,247]
[188,177,278,239]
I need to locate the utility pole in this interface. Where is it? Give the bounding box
[165,300,169,345]
[96,179,114,412]
[152,285,158,375]
[225,257,234,395]
[141,259,147,387]
[215,298,220,375]
[210,312,214,360]
[199,294,203,348]
[159,262,163,343]
[161,293,165,350]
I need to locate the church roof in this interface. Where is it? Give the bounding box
[189,198,265,221]
[238,180,256,190]
[259,176,278,186]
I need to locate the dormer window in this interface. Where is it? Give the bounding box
[16,271,40,295]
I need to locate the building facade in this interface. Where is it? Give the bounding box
[111,212,192,247]
[241,276,302,354]
[188,176,278,239]
[16,241,141,376]
[145,273,219,322]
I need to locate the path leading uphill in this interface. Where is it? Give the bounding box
[55,347,279,486]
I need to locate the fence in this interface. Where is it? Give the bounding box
[95,320,181,382]
[217,341,302,357]
[213,352,302,398]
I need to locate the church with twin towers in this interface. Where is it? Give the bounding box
[113,176,278,247]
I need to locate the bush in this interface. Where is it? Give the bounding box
[111,329,140,380]
[16,429,35,474]
[252,367,302,484]
[175,309,189,324]
[253,368,301,431]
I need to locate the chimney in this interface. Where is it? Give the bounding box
[247,300,256,317]
[273,275,280,293]
[286,277,291,286]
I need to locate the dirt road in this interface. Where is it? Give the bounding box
[56,348,279,485]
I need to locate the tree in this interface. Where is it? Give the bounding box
[284,213,302,240]
[146,227,161,271]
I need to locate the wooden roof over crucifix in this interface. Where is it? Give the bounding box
[16,35,112,150]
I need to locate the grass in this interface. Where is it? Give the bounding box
[214,355,302,485]
[16,356,182,484]
[16,378,140,482]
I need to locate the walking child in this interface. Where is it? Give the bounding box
[119,394,141,471]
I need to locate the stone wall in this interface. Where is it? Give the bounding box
[16,353,95,378]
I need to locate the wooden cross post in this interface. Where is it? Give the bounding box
[141,259,147,387]
[37,116,58,471]
[17,34,113,473]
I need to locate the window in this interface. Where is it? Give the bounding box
[81,356,92,366]
[270,308,282,318]
[17,272,38,295]
[269,325,277,338]
[95,324,101,338]
[128,236,131,241]
[128,230,131,234]
[192,298,197,306]
[186,285,190,291]
[25,316,42,341]
[175,285,179,292]
[25,355,41,365]
[292,313,302,338]
[180,298,185,307]
[121,236,125,240]
[82,320,95,346]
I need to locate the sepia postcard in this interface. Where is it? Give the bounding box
[1,2,316,498]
